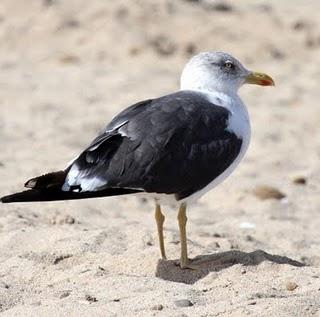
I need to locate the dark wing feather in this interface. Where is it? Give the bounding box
[88,99,153,148]
[65,91,242,199]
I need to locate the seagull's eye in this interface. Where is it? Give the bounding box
[224,61,234,70]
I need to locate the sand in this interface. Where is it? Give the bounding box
[0,0,320,316]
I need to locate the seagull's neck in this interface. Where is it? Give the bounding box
[180,66,241,94]
[180,81,236,94]
[180,85,241,111]
[179,68,246,112]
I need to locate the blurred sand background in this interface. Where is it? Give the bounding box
[0,0,320,316]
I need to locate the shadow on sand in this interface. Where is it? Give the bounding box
[155,249,305,284]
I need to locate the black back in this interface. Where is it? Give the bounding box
[66,91,242,200]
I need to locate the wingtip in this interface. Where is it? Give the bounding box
[0,191,38,203]
[0,195,10,203]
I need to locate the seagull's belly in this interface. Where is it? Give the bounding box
[148,127,250,207]
[185,137,250,203]
[146,146,247,207]
[151,103,251,206]
[185,107,251,203]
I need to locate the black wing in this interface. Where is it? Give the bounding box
[64,91,242,200]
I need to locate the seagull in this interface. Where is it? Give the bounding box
[1,52,274,269]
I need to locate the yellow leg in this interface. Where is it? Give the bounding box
[177,203,189,268]
[155,203,166,259]
[177,203,199,269]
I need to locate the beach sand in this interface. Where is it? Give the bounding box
[0,0,320,315]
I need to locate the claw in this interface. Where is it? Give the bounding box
[175,258,200,270]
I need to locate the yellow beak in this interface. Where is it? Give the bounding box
[245,72,275,86]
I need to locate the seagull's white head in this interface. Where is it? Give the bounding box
[180,52,274,95]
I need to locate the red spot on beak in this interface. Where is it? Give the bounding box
[260,79,273,86]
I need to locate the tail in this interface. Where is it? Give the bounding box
[1,170,142,203]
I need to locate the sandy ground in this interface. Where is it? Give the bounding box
[0,0,320,316]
